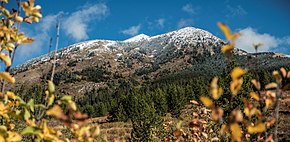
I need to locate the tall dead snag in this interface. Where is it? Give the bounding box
[51,15,61,83]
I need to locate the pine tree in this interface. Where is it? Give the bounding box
[125,93,163,142]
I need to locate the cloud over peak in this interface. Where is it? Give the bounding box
[177,19,194,29]
[182,3,198,14]
[236,27,281,53]
[226,5,247,17]
[121,25,141,36]
[63,3,109,41]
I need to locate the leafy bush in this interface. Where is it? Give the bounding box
[0,1,101,141]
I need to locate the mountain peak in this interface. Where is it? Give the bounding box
[123,34,150,42]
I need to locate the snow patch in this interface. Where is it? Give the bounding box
[124,34,150,42]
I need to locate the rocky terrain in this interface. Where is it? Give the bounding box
[10,27,290,96]
[9,27,290,140]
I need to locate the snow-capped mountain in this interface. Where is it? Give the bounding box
[12,27,290,95]
[124,34,150,42]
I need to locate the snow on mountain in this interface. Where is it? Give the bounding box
[123,34,150,42]
[14,27,226,70]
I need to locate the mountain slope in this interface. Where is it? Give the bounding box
[11,27,290,95]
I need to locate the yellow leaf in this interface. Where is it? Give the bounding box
[6,131,22,142]
[231,67,247,80]
[0,72,15,83]
[249,92,259,101]
[32,12,42,18]
[23,17,32,24]
[6,91,16,100]
[272,70,282,83]
[0,53,11,66]
[231,109,243,122]
[15,16,23,23]
[47,105,66,120]
[265,99,273,109]
[280,67,287,78]
[211,88,223,100]
[218,22,240,41]
[247,122,265,134]
[210,77,223,100]
[251,79,261,90]
[218,22,232,41]
[199,96,214,108]
[32,16,39,23]
[1,0,8,3]
[92,125,100,137]
[231,33,241,41]
[272,70,280,78]
[2,9,10,17]
[244,106,261,118]
[265,82,278,90]
[47,80,55,94]
[230,123,242,142]
[221,44,233,54]
[220,124,228,135]
[211,77,219,88]
[230,79,243,96]
[0,135,4,142]
[17,32,25,39]
[47,95,55,107]
[35,5,41,10]
[68,100,77,111]
[6,43,15,50]
[21,37,34,44]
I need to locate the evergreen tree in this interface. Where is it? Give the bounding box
[151,88,168,115]
[125,93,163,142]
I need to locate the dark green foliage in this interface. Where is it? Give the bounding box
[167,85,187,116]
[124,93,162,142]
[15,83,45,104]
[151,88,168,115]
[78,66,110,83]
[46,66,110,86]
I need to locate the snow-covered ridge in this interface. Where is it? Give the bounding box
[14,39,115,70]
[124,34,150,42]
[14,27,226,70]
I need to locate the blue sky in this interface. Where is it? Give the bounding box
[7,0,290,66]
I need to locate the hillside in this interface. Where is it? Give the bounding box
[11,27,290,97]
[8,27,290,141]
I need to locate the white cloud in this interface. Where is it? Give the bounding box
[235,27,279,53]
[226,5,247,17]
[156,18,165,29]
[63,3,108,41]
[177,19,194,29]
[279,36,290,45]
[14,3,109,65]
[121,25,141,36]
[16,14,60,61]
[182,3,198,14]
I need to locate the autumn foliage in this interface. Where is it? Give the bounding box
[197,23,290,142]
[0,0,101,141]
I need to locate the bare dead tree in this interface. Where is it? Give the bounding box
[48,37,52,54]
[50,15,61,82]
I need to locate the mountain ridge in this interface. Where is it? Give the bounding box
[11,27,290,96]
